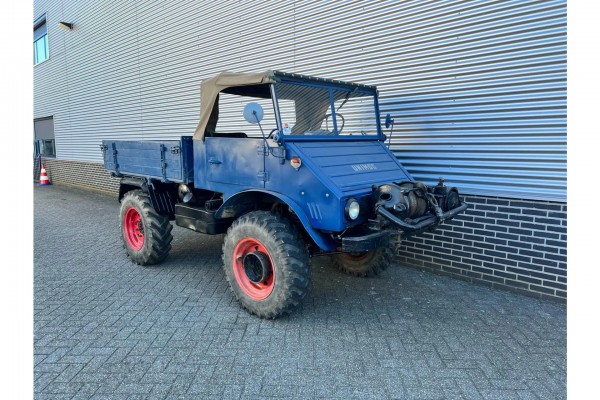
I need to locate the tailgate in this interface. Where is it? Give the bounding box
[102,136,193,183]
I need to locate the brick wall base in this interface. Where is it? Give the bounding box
[398,195,566,303]
[40,158,120,198]
[36,159,566,302]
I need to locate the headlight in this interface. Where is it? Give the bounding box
[345,198,360,220]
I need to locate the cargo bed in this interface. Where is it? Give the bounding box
[101,136,193,183]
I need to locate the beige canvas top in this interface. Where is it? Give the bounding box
[192,70,378,140]
[193,71,276,140]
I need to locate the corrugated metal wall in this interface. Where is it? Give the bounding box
[34,0,566,201]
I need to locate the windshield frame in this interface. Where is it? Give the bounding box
[271,79,384,142]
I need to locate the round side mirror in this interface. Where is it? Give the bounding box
[385,113,394,129]
[243,102,264,124]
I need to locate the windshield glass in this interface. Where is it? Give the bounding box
[274,82,380,137]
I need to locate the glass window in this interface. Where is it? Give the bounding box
[332,94,379,137]
[275,82,379,137]
[44,139,55,156]
[34,16,48,65]
[36,139,56,157]
[277,99,296,134]
[276,84,334,135]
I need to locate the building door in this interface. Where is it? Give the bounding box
[34,116,55,157]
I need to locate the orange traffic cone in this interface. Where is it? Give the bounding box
[39,164,51,186]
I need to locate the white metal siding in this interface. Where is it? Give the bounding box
[34,0,566,201]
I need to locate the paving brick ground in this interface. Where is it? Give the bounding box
[34,185,566,400]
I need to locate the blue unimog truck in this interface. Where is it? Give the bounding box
[102,71,468,318]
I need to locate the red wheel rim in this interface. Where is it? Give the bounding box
[124,207,144,251]
[232,238,275,300]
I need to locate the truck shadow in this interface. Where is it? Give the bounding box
[158,225,564,327]
[159,225,481,324]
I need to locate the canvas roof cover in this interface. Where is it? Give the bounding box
[193,70,377,140]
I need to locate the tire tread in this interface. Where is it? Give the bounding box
[120,190,173,266]
[222,211,310,319]
[332,247,393,277]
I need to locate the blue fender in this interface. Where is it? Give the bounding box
[215,189,337,252]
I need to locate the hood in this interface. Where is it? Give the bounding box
[290,140,412,195]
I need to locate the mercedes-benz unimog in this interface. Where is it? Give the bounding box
[102,71,468,318]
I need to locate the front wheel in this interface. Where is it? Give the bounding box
[332,247,393,277]
[222,211,310,318]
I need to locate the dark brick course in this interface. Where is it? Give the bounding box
[398,194,567,302]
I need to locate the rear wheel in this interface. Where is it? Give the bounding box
[222,211,310,318]
[119,190,173,265]
[332,247,393,277]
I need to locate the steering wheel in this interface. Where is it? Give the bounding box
[325,113,346,134]
[336,113,345,134]
[268,128,278,140]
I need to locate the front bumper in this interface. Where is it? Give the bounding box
[377,201,469,232]
[341,230,394,252]
[340,201,468,252]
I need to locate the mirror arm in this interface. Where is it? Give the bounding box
[254,112,269,144]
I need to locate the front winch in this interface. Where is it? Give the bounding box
[372,181,430,219]
[372,179,468,234]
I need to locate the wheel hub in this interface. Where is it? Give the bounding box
[124,207,144,251]
[242,251,272,283]
[232,238,276,300]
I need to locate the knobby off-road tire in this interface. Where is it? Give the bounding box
[222,211,310,319]
[119,190,173,266]
[332,247,393,277]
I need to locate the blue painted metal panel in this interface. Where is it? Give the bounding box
[193,135,414,233]
[203,137,265,187]
[291,141,412,194]
[216,189,338,251]
[264,142,343,232]
[265,139,413,232]
[192,138,266,199]
[102,136,193,183]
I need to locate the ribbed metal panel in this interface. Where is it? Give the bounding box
[34,0,566,201]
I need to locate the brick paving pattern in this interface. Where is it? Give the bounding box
[34,185,566,399]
